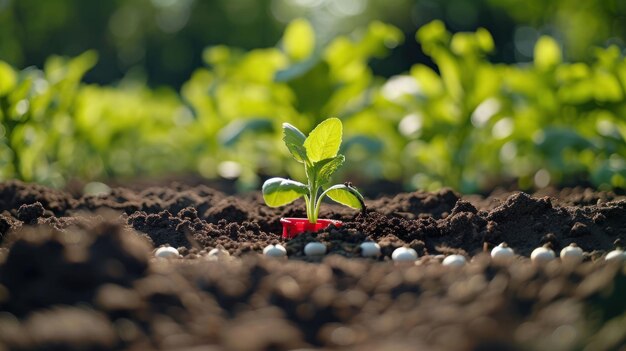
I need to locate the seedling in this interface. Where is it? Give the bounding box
[262,118,365,226]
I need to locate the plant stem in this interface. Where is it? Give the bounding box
[305,163,318,223]
[313,188,330,222]
[304,195,311,220]
[309,181,318,223]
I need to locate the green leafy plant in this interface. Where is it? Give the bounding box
[262,118,365,223]
[1,19,626,193]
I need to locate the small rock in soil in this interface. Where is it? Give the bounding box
[560,243,584,264]
[154,246,180,259]
[491,242,515,263]
[605,249,626,262]
[359,241,381,257]
[442,254,467,267]
[304,242,327,256]
[392,247,418,262]
[531,246,556,264]
[263,244,287,258]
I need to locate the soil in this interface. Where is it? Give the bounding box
[0,180,625,350]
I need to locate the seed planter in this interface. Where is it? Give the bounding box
[262,118,365,239]
[280,218,343,239]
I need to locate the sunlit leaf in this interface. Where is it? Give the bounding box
[262,177,308,207]
[202,45,233,66]
[476,28,494,53]
[364,21,404,56]
[283,18,315,61]
[325,184,365,210]
[304,117,342,162]
[283,123,308,163]
[45,50,97,83]
[410,64,442,96]
[312,155,344,186]
[594,71,623,102]
[0,61,17,96]
[534,36,562,70]
[416,20,450,54]
[236,49,288,83]
[450,33,474,56]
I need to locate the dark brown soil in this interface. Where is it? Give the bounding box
[0,180,625,350]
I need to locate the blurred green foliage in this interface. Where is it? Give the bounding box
[0,0,283,87]
[387,21,626,192]
[1,19,626,193]
[2,0,625,87]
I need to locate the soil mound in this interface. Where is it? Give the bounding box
[0,181,625,350]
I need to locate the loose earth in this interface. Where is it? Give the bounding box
[0,181,625,350]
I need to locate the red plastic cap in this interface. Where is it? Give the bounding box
[280,218,342,239]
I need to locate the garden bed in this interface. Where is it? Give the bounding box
[0,180,625,350]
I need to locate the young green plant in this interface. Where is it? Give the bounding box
[262,118,365,223]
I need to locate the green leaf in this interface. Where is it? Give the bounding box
[410,64,443,96]
[313,155,345,186]
[534,36,561,71]
[202,45,232,66]
[476,28,494,53]
[594,71,623,102]
[325,184,365,210]
[283,18,315,61]
[219,118,274,146]
[282,123,308,163]
[262,177,309,207]
[0,61,17,96]
[304,117,342,163]
[274,55,320,82]
[416,20,450,54]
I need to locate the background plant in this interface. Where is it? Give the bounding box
[2,0,624,87]
[382,21,626,192]
[0,18,625,193]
